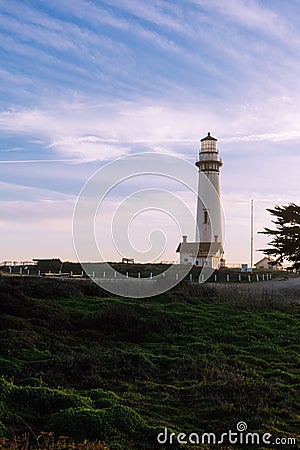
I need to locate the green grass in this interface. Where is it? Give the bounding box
[0,276,299,449]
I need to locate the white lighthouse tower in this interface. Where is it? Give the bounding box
[195,132,223,243]
[177,132,224,269]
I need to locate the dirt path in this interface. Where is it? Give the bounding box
[211,275,300,303]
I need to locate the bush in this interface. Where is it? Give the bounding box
[0,420,8,438]
[0,282,71,330]
[0,314,32,331]
[102,405,145,434]
[49,407,116,442]
[88,389,121,409]
[75,303,142,333]
[0,358,21,377]
[0,434,111,449]
[0,377,13,399]
[49,405,145,443]
[8,385,92,417]
[4,277,83,299]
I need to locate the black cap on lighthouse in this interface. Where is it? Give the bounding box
[200,132,217,142]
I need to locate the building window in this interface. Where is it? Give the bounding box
[204,210,208,224]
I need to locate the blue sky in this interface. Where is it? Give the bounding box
[0,0,299,264]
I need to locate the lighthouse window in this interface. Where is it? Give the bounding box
[204,210,208,224]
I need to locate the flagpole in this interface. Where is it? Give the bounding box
[250,199,254,269]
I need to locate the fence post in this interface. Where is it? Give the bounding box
[256,274,259,282]
[226,274,230,282]
[248,274,251,282]
[238,274,241,282]
[189,274,193,282]
[199,274,205,283]
[138,272,141,279]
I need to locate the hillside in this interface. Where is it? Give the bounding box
[0,276,299,449]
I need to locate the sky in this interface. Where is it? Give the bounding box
[0,0,299,265]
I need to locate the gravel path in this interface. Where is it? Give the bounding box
[211,275,300,303]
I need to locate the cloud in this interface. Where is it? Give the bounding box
[189,0,291,40]
[48,137,131,162]
[0,198,74,229]
[103,0,187,33]
[1,0,300,263]
[0,180,75,202]
[223,131,300,143]
[1,93,300,169]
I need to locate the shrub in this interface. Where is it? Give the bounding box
[102,405,145,434]
[0,358,21,377]
[0,282,71,330]
[4,277,83,299]
[49,407,116,442]
[8,386,92,416]
[0,434,111,449]
[49,405,145,443]
[0,420,8,438]
[0,377,13,399]
[0,314,32,331]
[75,303,142,333]
[88,389,121,409]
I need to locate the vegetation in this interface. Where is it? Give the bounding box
[0,275,299,449]
[260,203,300,271]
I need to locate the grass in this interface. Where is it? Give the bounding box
[0,276,299,449]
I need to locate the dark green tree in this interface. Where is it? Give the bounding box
[259,203,300,271]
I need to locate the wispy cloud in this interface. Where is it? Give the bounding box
[189,0,291,39]
[1,0,299,262]
[0,180,75,202]
[103,0,187,33]
[48,137,131,162]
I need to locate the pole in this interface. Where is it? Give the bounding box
[250,199,254,269]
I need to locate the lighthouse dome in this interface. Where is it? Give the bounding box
[200,132,217,142]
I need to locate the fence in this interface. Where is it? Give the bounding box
[1,268,273,284]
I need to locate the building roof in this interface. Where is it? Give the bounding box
[200,132,217,142]
[254,256,276,266]
[176,241,223,256]
[33,258,62,263]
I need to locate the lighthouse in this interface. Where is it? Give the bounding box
[176,132,225,269]
[195,132,223,243]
